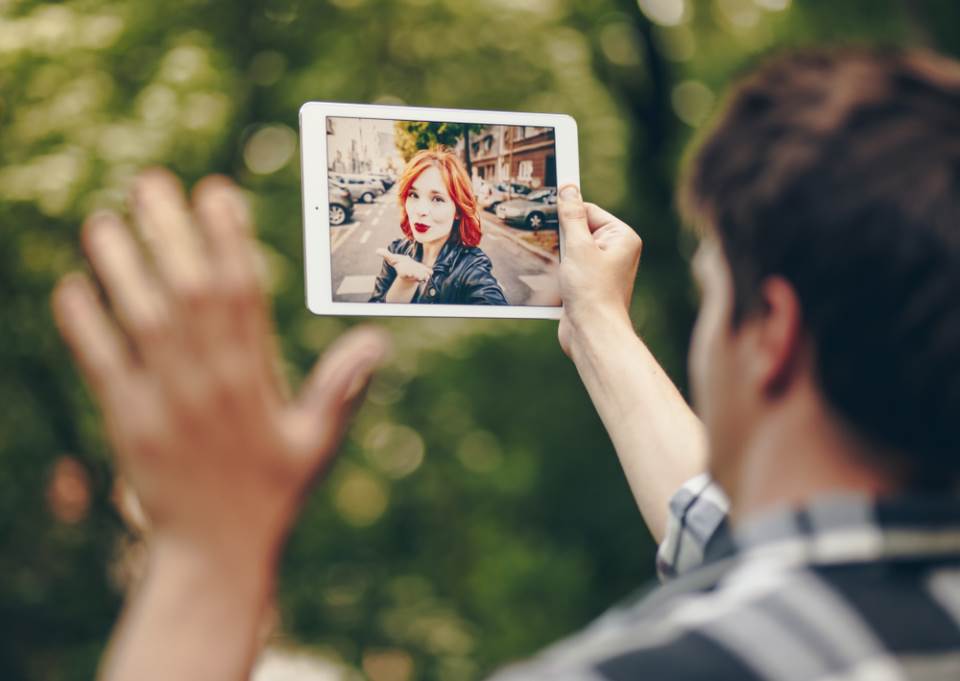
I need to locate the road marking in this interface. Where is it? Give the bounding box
[371,215,380,226]
[518,274,557,292]
[336,275,378,295]
[331,221,362,254]
[360,230,371,244]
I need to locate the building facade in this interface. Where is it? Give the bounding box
[462,125,557,189]
[502,125,557,189]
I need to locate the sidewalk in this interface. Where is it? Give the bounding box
[480,215,559,264]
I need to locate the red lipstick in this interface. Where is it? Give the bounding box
[414,222,430,234]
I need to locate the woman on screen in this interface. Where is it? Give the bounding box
[370,147,508,305]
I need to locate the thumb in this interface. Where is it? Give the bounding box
[557,184,591,252]
[289,325,391,460]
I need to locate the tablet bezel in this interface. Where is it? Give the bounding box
[299,101,579,320]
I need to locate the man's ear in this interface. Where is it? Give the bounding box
[748,276,806,398]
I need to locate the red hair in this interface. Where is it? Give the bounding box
[397,146,483,247]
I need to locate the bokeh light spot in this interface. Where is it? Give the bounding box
[137,84,178,126]
[81,14,125,49]
[182,92,230,131]
[159,45,209,85]
[334,468,389,526]
[244,124,297,174]
[362,649,413,681]
[637,0,686,26]
[547,28,589,67]
[672,80,714,126]
[755,0,791,9]
[600,23,643,67]
[716,0,761,29]
[364,423,425,479]
[46,456,91,524]
[456,430,503,473]
[373,94,407,106]
[29,5,74,53]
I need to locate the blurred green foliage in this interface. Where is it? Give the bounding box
[2,0,959,679]
[394,122,484,163]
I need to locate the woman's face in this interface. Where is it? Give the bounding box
[405,165,457,244]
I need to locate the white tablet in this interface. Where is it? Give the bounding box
[299,101,579,319]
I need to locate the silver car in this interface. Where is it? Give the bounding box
[328,182,354,226]
[480,182,532,212]
[330,174,384,203]
[369,172,396,190]
[495,188,558,230]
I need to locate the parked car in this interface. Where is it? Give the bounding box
[369,172,396,190]
[480,182,533,212]
[330,174,384,203]
[328,182,353,226]
[495,187,558,230]
[473,177,493,199]
[362,176,387,193]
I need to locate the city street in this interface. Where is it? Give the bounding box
[330,187,560,305]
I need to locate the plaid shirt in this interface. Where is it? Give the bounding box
[489,474,960,680]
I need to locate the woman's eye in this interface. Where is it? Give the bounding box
[432,196,444,203]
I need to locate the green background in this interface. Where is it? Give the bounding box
[3,1,959,679]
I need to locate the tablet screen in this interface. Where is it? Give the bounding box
[325,117,560,308]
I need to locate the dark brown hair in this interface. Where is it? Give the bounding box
[680,48,960,489]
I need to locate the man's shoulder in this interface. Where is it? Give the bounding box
[488,556,960,681]
[486,604,766,681]
[590,628,767,681]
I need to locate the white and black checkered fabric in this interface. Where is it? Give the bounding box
[656,473,731,581]
[488,476,960,680]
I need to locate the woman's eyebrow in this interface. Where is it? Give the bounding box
[409,183,444,196]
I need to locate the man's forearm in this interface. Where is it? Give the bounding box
[568,311,707,542]
[100,538,276,681]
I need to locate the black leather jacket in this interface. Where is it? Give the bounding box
[370,237,508,305]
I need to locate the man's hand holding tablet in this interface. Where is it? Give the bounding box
[554,185,644,356]
[552,183,706,540]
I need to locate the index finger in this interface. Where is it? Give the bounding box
[376,248,399,266]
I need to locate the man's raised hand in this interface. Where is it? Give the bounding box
[52,169,389,566]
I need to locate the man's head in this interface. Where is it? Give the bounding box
[680,48,960,493]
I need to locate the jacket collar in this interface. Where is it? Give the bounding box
[429,235,465,277]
